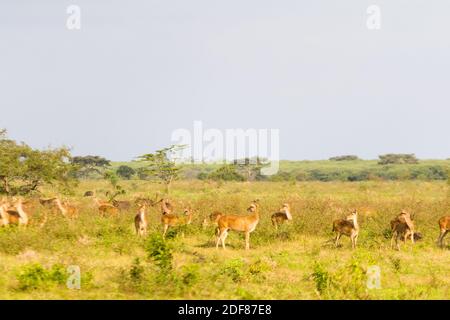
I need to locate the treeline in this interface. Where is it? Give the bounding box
[262,165,448,182]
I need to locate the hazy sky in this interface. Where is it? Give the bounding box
[1,0,449,161]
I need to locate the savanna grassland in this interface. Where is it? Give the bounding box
[0,180,449,300]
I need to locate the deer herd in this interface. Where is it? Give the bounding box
[0,193,449,251]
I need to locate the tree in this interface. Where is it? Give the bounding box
[116,165,135,180]
[0,129,76,195]
[233,157,269,181]
[138,145,184,194]
[329,155,359,161]
[202,164,245,181]
[378,154,419,165]
[71,155,111,178]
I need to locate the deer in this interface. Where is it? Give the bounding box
[332,210,359,249]
[161,198,173,215]
[202,211,222,228]
[390,210,416,250]
[437,216,449,248]
[93,197,119,216]
[161,207,194,238]
[105,191,131,210]
[134,204,148,237]
[271,203,293,230]
[216,200,261,250]
[0,197,29,227]
[52,198,78,219]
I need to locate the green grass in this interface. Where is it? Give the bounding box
[0,180,449,299]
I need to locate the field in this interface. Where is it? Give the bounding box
[0,180,449,300]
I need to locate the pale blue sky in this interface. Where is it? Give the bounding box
[1,0,449,161]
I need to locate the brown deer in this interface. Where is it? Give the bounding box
[161,198,173,215]
[437,216,450,248]
[271,203,293,230]
[332,210,359,249]
[161,207,194,238]
[52,198,78,219]
[390,210,416,250]
[134,204,148,237]
[93,197,118,216]
[216,200,261,250]
[202,211,222,229]
[0,197,29,227]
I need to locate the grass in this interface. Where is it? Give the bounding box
[0,180,449,299]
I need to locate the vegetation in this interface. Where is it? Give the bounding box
[116,165,136,180]
[329,155,360,161]
[71,155,111,179]
[0,179,448,299]
[0,130,76,195]
[378,154,419,165]
[137,145,184,194]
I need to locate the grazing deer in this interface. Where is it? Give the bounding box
[271,203,293,230]
[202,211,222,228]
[332,210,359,249]
[84,191,94,197]
[161,207,193,238]
[134,204,148,237]
[216,200,261,250]
[105,191,132,210]
[390,210,416,250]
[93,197,119,216]
[437,216,450,248]
[39,197,57,207]
[52,198,78,219]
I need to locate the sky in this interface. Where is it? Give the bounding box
[1,0,449,161]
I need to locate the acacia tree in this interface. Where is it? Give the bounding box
[0,129,76,195]
[71,155,111,178]
[138,145,184,194]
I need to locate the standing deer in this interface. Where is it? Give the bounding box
[0,197,29,227]
[161,207,194,238]
[437,216,450,248]
[332,210,359,249]
[52,198,78,218]
[271,203,293,230]
[134,204,148,237]
[216,200,261,250]
[390,210,416,250]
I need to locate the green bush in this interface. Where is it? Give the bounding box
[145,234,173,271]
[16,263,67,291]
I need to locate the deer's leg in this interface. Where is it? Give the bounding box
[215,229,222,249]
[221,230,229,249]
[163,224,169,239]
[438,230,447,247]
[245,231,250,250]
[335,233,341,248]
[410,230,415,244]
[352,232,358,249]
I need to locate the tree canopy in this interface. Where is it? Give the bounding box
[0,129,76,195]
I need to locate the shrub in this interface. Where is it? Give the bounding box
[16,263,67,291]
[329,155,359,161]
[145,234,173,271]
